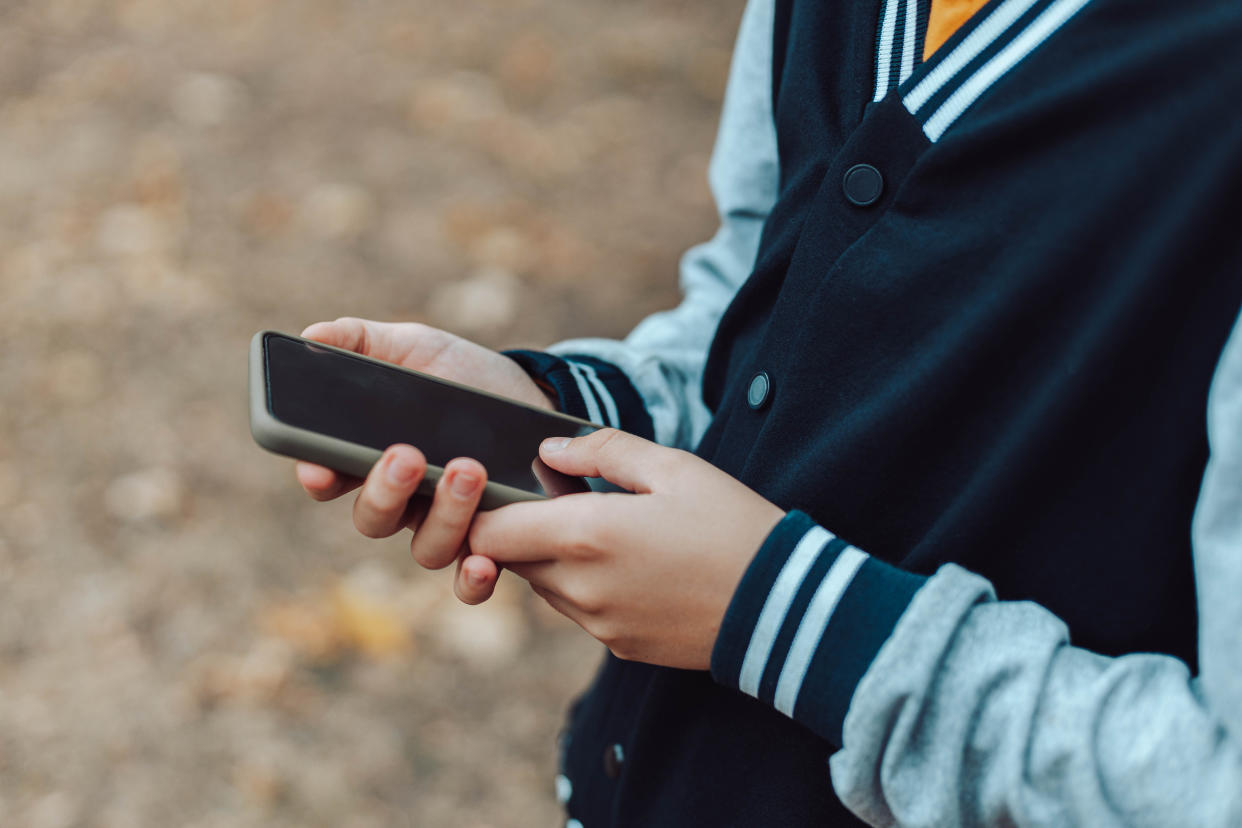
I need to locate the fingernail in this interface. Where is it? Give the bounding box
[386,453,416,484]
[542,437,570,452]
[451,472,479,497]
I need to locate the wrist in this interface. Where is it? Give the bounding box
[530,378,561,412]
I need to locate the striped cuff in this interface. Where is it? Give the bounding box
[504,350,654,439]
[711,511,927,745]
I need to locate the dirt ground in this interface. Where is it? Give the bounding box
[0,0,742,824]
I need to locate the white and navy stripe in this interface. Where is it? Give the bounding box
[503,349,655,437]
[711,511,927,743]
[734,524,865,712]
[874,0,927,102]
[566,359,620,429]
[900,0,1096,140]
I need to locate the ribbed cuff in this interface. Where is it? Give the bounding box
[504,350,654,439]
[711,510,927,745]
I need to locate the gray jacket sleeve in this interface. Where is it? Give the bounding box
[712,309,1242,827]
[544,0,779,449]
[826,308,1242,828]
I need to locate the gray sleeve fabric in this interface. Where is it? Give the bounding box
[548,0,778,450]
[826,308,1242,827]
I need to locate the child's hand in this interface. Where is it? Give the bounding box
[293,317,556,603]
[466,429,785,670]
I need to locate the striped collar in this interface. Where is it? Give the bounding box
[875,0,1097,141]
[873,0,930,103]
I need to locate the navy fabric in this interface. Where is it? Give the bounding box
[710,511,928,744]
[791,555,926,743]
[709,510,823,685]
[504,349,654,438]
[550,0,1242,824]
[753,536,845,704]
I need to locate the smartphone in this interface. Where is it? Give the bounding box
[249,330,599,509]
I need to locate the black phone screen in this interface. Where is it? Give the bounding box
[263,333,596,495]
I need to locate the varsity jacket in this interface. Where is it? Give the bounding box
[507,0,1242,824]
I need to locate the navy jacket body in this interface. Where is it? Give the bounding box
[519,0,1242,824]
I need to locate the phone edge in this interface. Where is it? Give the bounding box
[248,331,548,510]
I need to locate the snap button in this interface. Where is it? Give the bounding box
[843,163,884,206]
[603,743,625,779]
[747,372,771,409]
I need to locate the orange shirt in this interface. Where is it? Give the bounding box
[925,0,991,60]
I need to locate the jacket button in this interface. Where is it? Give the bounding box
[843,163,884,206]
[603,743,625,779]
[747,372,771,409]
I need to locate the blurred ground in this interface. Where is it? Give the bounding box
[0,0,741,824]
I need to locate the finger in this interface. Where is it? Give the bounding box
[539,428,675,493]
[468,494,610,564]
[454,553,500,605]
[409,457,487,570]
[296,461,363,501]
[352,444,426,538]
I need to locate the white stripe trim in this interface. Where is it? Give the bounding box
[873,0,901,102]
[773,546,869,716]
[922,0,1091,141]
[900,0,918,84]
[903,0,1040,114]
[568,362,605,426]
[738,526,834,697]
[575,362,619,429]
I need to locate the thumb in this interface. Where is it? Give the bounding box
[539,428,671,494]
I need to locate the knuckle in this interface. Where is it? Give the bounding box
[566,502,621,555]
[561,522,599,562]
[607,641,633,661]
[592,427,625,455]
[410,537,456,569]
[409,543,432,567]
[570,584,606,616]
[593,622,626,653]
[355,520,385,540]
[353,497,395,539]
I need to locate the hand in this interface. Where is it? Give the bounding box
[466,429,785,670]
[294,317,557,603]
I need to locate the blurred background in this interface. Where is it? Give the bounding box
[0,0,742,824]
